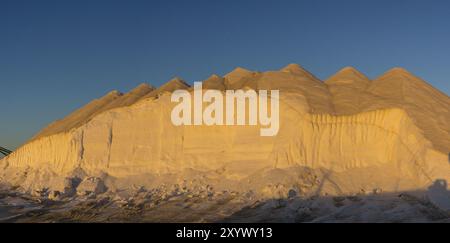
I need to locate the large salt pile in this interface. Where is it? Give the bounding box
[0,64,449,204]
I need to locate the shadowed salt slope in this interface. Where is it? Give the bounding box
[199,75,226,91]
[0,64,449,202]
[364,68,450,153]
[325,67,371,114]
[142,77,190,100]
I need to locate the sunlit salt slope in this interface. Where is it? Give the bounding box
[1,64,449,196]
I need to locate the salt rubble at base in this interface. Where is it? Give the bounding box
[0,174,449,223]
[0,64,449,222]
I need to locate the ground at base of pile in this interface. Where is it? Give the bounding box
[0,188,449,223]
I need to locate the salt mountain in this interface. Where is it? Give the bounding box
[1,64,449,198]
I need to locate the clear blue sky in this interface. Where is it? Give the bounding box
[1,0,449,149]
